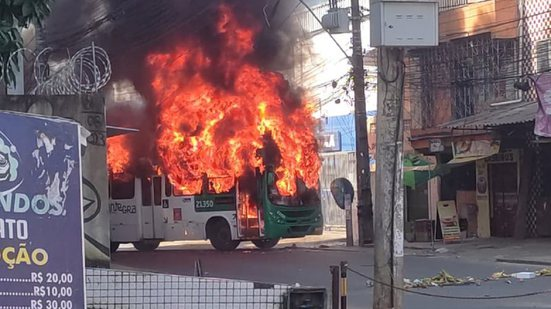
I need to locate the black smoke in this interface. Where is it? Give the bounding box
[43,0,309,187]
[43,0,301,99]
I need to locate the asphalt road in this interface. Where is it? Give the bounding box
[112,245,551,309]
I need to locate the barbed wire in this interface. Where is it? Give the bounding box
[5,43,112,95]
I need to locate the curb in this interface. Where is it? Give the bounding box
[405,246,435,250]
[496,258,551,267]
[290,241,374,252]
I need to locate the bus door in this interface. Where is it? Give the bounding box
[140,177,154,239]
[236,183,261,238]
[152,176,165,238]
[140,176,165,239]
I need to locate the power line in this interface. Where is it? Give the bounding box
[296,0,350,60]
[404,27,550,85]
[438,2,525,27]
[440,8,550,38]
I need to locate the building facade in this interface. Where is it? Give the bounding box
[406,0,550,239]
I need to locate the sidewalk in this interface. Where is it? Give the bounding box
[405,237,551,266]
[289,233,551,267]
[121,229,551,267]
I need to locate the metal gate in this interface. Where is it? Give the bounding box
[319,152,357,228]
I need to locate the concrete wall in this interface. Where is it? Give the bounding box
[0,95,110,267]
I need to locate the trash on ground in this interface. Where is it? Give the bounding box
[511,272,536,279]
[404,267,551,290]
[404,270,475,288]
[488,271,511,280]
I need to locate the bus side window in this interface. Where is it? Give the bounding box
[111,178,135,200]
[165,176,172,197]
[153,177,162,206]
[141,178,152,206]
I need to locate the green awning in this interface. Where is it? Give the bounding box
[403,154,449,188]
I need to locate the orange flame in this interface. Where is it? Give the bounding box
[146,5,320,196]
[107,135,131,179]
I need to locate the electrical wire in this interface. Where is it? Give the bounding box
[438,2,529,27]
[404,22,550,126]
[347,267,551,300]
[296,0,350,60]
[275,2,301,29]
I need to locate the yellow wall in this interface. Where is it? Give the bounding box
[439,0,519,42]
[475,159,491,237]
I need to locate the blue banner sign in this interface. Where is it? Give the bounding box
[0,112,85,309]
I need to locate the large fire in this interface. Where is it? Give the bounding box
[107,135,131,176]
[108,5,321,197]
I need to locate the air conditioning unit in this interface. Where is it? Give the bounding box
[536,39,551,73]
[321,8,350,34]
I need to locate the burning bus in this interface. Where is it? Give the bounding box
[107,5,323,251]
[108,166,323,252]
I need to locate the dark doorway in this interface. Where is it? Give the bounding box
[406,183,429,222]
[489,163,518,237]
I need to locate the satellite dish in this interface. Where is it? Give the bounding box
[330,178,354,210]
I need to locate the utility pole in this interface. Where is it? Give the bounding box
[351,0,374,245]
[368,0,437,306]
[373,46,405,308]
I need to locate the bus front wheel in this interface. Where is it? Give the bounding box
[208,220,240,251]
[252,238,280,250]
[133,240,161,252]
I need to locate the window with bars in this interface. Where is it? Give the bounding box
[409,34,519,127]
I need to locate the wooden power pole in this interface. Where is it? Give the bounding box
[373,46,405,309]
[351,0,374,245]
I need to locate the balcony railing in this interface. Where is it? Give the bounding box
[438,0,468,11]
[438,0,493,12]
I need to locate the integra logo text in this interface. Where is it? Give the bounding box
[110,202,137,214]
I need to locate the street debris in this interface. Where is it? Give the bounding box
[511,272,536,279]
[404,267,551,289]
[536,268,551,276]
[487,271,511,280]
[404,270,476,288]
[400,267,551,290]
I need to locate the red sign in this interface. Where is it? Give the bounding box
[173,208,182,222]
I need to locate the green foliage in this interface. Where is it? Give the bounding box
[0,0,54,86]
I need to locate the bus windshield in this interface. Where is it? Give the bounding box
[267,172,320,206]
